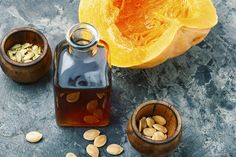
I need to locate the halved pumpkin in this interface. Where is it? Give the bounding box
[79,0,218,68]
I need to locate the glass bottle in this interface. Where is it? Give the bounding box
[53,23,111,127]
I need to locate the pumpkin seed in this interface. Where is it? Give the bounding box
[94,135,107,147]
[11,44,21,50]
[143,128,156,137]
[139,117,147,132]
[22,43,32,49]
[146,117,155,128]
[83,129,100,141]
[33,54,40,60]
[86,144,99,157]
[152,131,166,141]
[93,108,103,119]
[106,144,123,155]
[23,52,35,61]
[96,93,104,99]
[86,100,98,113]
[66,152,77,157]
[153,124,167,134]
[24,60,33,63]
[19,49,27,56]
[16,52,22,62]
[83,115,100,124]
[25,131,43,143]
[152,115,166,126]
[66,92,80,103]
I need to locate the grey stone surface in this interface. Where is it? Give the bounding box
[0,0,235,157]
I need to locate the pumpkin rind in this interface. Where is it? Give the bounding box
[79,0,218,68]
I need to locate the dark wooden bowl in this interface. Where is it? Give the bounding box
[127,100,182,157]
[0,27,52,83]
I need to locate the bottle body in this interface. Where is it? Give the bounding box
[53,23,111,127]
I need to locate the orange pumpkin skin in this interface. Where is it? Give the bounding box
[79,0,218,68]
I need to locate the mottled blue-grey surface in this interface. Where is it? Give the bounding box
[0,0,235,157]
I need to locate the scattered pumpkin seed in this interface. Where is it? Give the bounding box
[25,131,43,143]
[106,144,123,156]
[66,152,77,157]
[94,135,107,147]
[143,128,156,137]
[83,129,100,141]
[152,115,166,126]
[146,117,155,128]
[152,131,166,141]
[86,144,99,157]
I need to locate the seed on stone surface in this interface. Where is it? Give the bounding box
[143,128,156,137]
[25,131,43,143]
[66,152,77,157]
[152,131,166,141]
[94,135,107,147]
[86,100,98,113]
[139,117,147,132]
[152,115,166,126]
[66,92,80,103]
[153,124,167,134]
[93,108,103,119]
[86,144,99,157]
[96,93,104,99]
[83,115,100,124]
[83,129,100,141]
[106,144,123,155]
[146,117,155,128]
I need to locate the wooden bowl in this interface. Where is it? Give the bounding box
[0,27,52,83]
[127,100,182,157]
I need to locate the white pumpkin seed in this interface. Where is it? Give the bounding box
[16,52,22,62]
[83,129,100,141]
[66,92,80,103]
[152,115,166,126]
[19,49,27,56]
[153,124,167,134]
[139,117,147,132]
[24,60,33,63]
[33,54,40,60]
[86,100,98,113]
[23,52,35,61]
[106,144,123,156]
[94,135,107,147]
[143,128,156,137]
[22,43,32,49]
[146,117,155,128]
[152,131,166,141]
[86,144,99,157]
[66,152,77,157]
[25,131,43,143]
[11,44,21,50]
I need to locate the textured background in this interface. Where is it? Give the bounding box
[0,0,235,157]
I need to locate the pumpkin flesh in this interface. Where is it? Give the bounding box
[79,0,217,68]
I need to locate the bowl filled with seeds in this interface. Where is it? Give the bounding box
[0,27,52,83]
[127,100,182,157]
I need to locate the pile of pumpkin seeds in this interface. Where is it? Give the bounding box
[83,129,124,157]
[139,115,168,141]
[7,43,42,63]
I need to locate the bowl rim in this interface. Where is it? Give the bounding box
[0,27,48,67]
[131,100,182,144]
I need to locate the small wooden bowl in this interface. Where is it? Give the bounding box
[0,27,52,83]
[127,100,182,157]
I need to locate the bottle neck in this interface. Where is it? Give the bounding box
[66,23,100,54]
